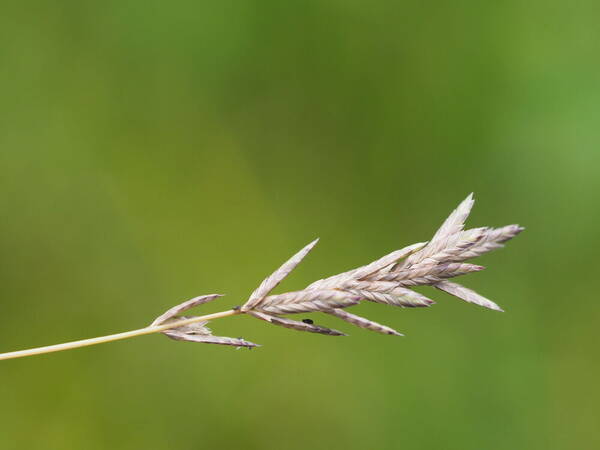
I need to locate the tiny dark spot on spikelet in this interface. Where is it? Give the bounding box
[302,318,314,324]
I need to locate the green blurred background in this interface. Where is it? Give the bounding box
[1,1,598,449]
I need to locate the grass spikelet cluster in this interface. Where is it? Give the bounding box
[0,193,523,360]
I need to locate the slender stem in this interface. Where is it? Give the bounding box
[0,309,240,362]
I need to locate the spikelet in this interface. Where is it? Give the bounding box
[346,287,434,307]
[151,294,222,326]
[248,311,346,336]
[164,330,259,348]
[371,263,485,285]
[242,239,319,311]
[411,227,487,267]
[434,281,503,311]
[327,309,403,336]
[450,225,525,261]
[257,289,360,314]
[396,193,475,270]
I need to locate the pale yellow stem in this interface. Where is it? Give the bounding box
[0,309,240,361]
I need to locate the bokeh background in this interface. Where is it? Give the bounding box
[1,2,599,449]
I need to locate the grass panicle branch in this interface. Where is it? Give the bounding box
[0,193,523,361]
